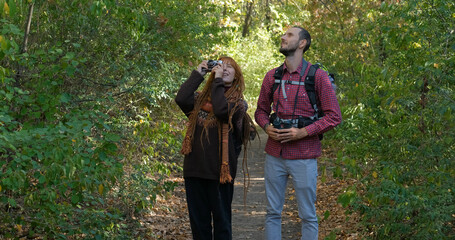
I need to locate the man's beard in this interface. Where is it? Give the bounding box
[279,41,299,56]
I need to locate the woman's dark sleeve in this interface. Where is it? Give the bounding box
[210,78,230,122]
[175,70,205,117]
[211,77,248,139]
[211,78,248,125]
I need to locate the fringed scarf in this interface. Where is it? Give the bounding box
[180,95,237,184]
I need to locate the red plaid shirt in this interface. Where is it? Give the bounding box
[255,60,342,160]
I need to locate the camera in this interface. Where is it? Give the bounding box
[270,113,280,128]
[281,120,293,129]
[297,116,316,128]
[269,113,319,130]
[270,113,292,129]
[206,60,223,72]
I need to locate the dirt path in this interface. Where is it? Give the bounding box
[146,132,363,239]
[232,132,362,239]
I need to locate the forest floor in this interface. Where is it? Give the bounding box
[139,132,365,239]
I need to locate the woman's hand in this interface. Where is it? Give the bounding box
[197,60,209,76]
[211,64,223,79]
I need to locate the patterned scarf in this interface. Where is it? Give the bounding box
[180,96,234,184]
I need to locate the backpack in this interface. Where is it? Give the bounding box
[271,61,336,140]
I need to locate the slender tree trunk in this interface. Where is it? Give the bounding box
[22,3,34,53]
[15,3,34,87]
[242,1,255,37]
[418,76,429,133]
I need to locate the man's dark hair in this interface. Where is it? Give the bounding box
[294,26,311,54]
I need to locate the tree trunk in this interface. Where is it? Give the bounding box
[418,76,429,133]
[242,1,255,37]
[15,3,34,88]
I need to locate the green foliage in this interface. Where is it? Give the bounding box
[1,0,216,237]
[214,28,283,108]
[115,104,183,214]
[316,0,455,238]
[1,0,454,238]
[1,18,124,238]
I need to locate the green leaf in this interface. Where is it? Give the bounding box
[38,175,46,184]
[71,194,81,204]
[63,52,75,60]
[60,93,71,103]
[7,198,16,207]
[104,133,120,142]
[323,210,330,220]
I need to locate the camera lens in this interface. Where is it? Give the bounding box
[283,120,292,129]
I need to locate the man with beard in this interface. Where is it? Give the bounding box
[255,26,342,239]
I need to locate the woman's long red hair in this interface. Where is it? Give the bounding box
[180,56,257,196]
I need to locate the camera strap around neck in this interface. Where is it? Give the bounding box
[274,59,308,120]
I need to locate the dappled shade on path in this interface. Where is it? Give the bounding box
[145,132,362,239]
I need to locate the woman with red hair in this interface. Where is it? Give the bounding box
[175,56,255,240]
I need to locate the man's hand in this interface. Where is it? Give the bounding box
[265,125,308,143]
[276,127,308,143]
[265,124,281,141]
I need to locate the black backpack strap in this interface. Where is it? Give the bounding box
[272,64,284,96]
[304,64,321,119]
[269,64,284,113]
[305,64,326,140]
